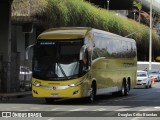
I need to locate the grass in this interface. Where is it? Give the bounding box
[12,0,160,61]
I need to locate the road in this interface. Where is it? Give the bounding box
[1,82,160,120]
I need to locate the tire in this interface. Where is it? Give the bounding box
[118,80,129,96]
[87,83,96,103]
[146,82,149,89]
[124,80,129,96]
[149,81,152,88]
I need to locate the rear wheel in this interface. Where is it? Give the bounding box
[118,80,129,96]
[149,81,152,88]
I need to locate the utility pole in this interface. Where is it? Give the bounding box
[149,0,153,70]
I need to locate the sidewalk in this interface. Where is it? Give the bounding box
[0,91,31,100]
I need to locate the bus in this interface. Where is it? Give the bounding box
[26,27,137,103]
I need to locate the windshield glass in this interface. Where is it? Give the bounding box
[33,39,83,80]
[137,72,147,77]
[148,70,159,75]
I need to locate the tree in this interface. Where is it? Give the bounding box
[133,1,142,23]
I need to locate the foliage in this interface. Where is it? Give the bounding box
[133,1,142,11]
[12,0,160,61]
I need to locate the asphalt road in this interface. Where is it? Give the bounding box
[1,82,160,120]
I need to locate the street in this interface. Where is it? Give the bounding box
[0,82,160,119]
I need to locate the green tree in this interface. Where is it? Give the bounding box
[133,1,142,23]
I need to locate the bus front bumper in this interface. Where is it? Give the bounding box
[32,85,85,98]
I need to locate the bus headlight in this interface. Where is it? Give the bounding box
[68,80,84,87]
[32,82,41,87]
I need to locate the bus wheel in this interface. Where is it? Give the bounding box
[146,82,149,89]
[119,80,129,96]
[45,98,53,104]
[124,81,129,96]
[88,83,96,103]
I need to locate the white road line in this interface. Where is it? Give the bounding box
[69,108,87,111]
[51,108,66,111]
[115,108,130,111]
[30,107,41,110]
[138,108,153,111]
[131,117,143,120]
[92,108,106,111]
[19,110,30,111]
[154,106,160,109]
[47,118,55,120]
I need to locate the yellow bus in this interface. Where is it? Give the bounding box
[28,27,137,103]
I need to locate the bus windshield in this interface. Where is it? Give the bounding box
[33,39,83,80]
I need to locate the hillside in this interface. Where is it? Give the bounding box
[12,0,160,61]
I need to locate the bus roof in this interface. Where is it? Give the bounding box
[37,27,91,40]
[37,27,135,43]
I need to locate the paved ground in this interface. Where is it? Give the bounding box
[1,82,160,120]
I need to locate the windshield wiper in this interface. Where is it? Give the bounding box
[57,63,68,80]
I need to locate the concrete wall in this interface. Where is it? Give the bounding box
[12,25,36,65]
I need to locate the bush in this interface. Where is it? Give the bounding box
[31,0,160,61]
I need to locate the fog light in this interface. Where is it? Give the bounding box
[33,90,38,94]
[73,90,79,95]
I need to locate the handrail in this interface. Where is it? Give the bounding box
[25,44,35,60]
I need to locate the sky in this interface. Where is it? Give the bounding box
[155,0,160,3]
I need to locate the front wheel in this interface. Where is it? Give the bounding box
[87,83,96,103]
[146,82,149,89]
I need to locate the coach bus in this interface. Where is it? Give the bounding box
[26,27,137,103]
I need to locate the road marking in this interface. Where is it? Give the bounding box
[30,107,41,110]
[92,108,106,111]
[51,108,66,111]
[131,117,143,120]
[115,108,129,111]
[47,118,55,120]
[19,110,30,111]
[69,108,86,111]
[154,106,160,109]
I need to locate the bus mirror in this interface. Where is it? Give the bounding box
[80,45,87,60]
[25,44,35,60]
[88,66,91,70]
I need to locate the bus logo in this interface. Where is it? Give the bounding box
[53,86,56,90]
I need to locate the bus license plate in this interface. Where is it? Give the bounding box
[50,93,59,97]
